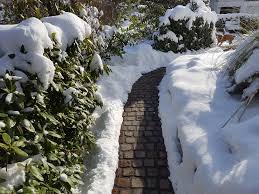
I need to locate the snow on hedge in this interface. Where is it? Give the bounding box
[235,49,259,84]
[42,12,91,50]
[226,32,259,101]
[154,0,217,53]
[0,12,91,90]
[159,50,259,194]
[159,0,217,29]
[0,12,92,189]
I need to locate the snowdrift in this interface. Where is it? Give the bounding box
[159,50,259,194]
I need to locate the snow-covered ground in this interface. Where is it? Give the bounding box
[83,41,259,194]
[159,51,259,194]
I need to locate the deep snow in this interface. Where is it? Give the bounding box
[159,51,259,194]
[83,42,259,194]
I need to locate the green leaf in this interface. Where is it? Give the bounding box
[12,146,28,157]
[0,177,6,184]
[2,133,11,145]
[34,133,43,143]
[0,113,8,118]
[48,152,58,161]
[5,118,16,129]
[0,186,10,194]
[22,119,35,133]
[39,187,47,194]
[40,112,59,125]
[48,187,61,194]
[30,166,44,181]
[12,140,25,147]
[48,131,62,139]
[0,143,9,150]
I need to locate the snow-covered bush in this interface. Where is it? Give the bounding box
[0,12,108,193]
[226,31,259,102]
[98,0,167,58]
[153,0,217,53]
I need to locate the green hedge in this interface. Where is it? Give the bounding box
[153,1,216,53]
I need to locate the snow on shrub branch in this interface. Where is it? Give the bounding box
[159,0,217,29]
[0,12,93,90]
[153,0,218,53]
[0,11,106,193]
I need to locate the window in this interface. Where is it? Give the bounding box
[220,7,240,14]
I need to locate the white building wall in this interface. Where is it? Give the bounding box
[211,0,259,14]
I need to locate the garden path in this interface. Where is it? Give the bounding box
[112,68,174,194]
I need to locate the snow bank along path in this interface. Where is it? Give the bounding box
[82,44,177,194]
[112,68,174,193]
[159,51,259,194]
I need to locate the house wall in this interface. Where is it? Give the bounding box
[211,0,259,14]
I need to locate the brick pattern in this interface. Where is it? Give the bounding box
[112,68,174,194]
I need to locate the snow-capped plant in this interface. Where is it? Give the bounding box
[223,32,259,124]
[227,31,259,97]
[98,0,167,59]
[153,0,218,53]
[0,11,109,193]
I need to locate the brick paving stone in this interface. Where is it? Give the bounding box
[132,160,143,167]
[160,179,172,190]
[125,131,134,137]
[124,151,134,159]
[113,68,174,194]
[133,189,143,194]
[121,144,132,151]
[147,168,159,176]
[135,168,146,177]
[126,137,136,143]
[146,178,157,188]
[135,151,146,158]
[120,190,132,194]
[123,168,135,176]
[132,178,145,188]
[116,178,131,187]
[119,160,132,168]
[144,159,155,167]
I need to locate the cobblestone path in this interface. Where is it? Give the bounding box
[112,68,174,194]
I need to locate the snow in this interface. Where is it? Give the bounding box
[90,53,104,72]
[42,12,91,50]
[84,40,259,194]
[159,51,259,194]
[159,0,217,29]
[0,155,43,190]
[242,78,259,99]
[63,87,80,104]
[0,121,6,128]
[0,12,92,90]
[158,31,179,42]
[0,18,52,55]
[82,43,178,194]
[235,49,259,84]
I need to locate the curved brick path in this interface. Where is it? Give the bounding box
[112,68,174,194]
